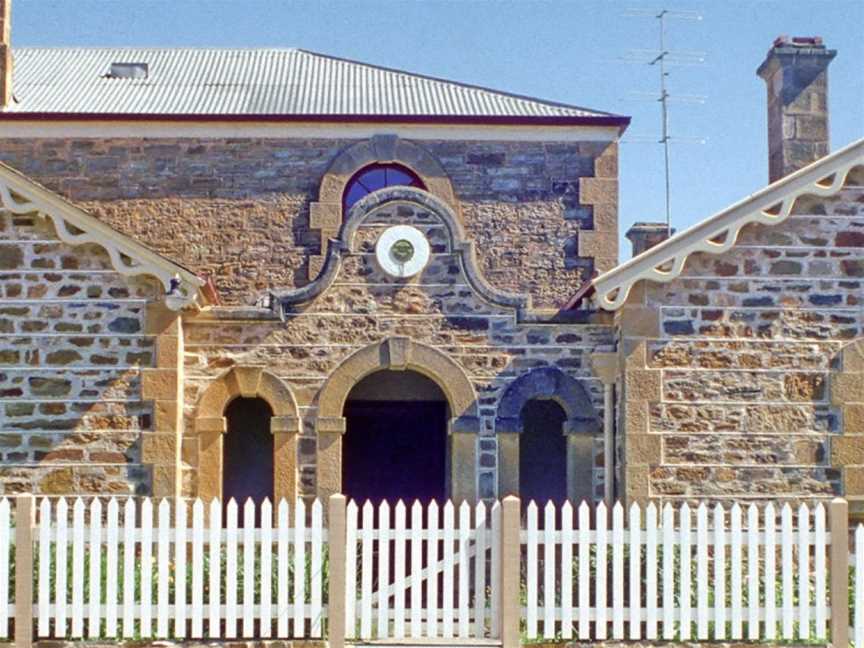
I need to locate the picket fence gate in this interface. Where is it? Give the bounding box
[0,494,862,647]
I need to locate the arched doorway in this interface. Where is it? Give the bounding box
[223,397,274,505]
[342,370,449,504]
[519,399,569,506]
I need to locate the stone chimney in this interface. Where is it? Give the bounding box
[0,0,9,108]
[757,36,836,183]
[626,222,673,257]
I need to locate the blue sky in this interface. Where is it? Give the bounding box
[12,0,864,260]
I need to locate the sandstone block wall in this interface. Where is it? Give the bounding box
[183,199,615,501]
[621,184,864,503]
[0,208,160,496]
[0,136,617,309]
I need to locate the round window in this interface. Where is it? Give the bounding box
[375,225,430,278]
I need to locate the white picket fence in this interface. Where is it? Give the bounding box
[34,497,326,640]
[0,495,862,645]
[346,499,499,641]
[523,500,830,642]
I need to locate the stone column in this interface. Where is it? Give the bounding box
[272,415,300,502]
[450,416,478,503]
[591,352,618,506]
[316,417,346,501]
[830,340,864,519]
[495,417,520,497]
[195,416,225,502]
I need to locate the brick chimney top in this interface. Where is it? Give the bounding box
[626,222,673,258]
[757,35,836,182]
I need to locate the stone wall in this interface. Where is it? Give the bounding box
[0,136,617,309]
[620,184,864,504]
[183,196,615,502]
[0,208,160,496]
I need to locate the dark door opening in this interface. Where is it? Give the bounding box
[343,400,448,505]
[520,399,568,506]
[223,397,274,508]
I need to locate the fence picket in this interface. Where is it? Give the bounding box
[764,502,776,640]
[645,503,658,640]
[37,498,50,637]
[814,503,826,639]
[294,498,307,638]
[138,498,152,639]
[176,499,188,639]
[713,504,726,640]
[411,501,423,637]
[243,499,256,638]
[360,501,374,640]
[457,501,471,638]
[612,502,624,639]
[55,498,69,637]
[474,502,488,638]
[393,501,406,639]
[661,503,673,640]
[696,503,708,640]
[561,502,574,640]
[121,498,134,638]
[71,498,86,638]
[490,501,501,639]
[208,499,222,639]
[346,500,359,638]
[679,503,691,640]
[225,499,239,638]
[426,501,439,638]
[378,500,391,638]
[191,499,205,639]
[526,502,538,639]
[797,503,810,639]
[310,499,324,638]
[577,501,590,640]
[855,525,864,648]
[596,502,608,640]
[442,501,454,639]
[259,499,273,640]
[0,500,7,639]
[730,503,743,639]
[157,500,170,638]
[781,503,794,639]
[105,499,119,637]
[276,499,289,638]
[544,501,556,639]
[629,503,641,640]
[87,499,102,639]
[747,504,759,640]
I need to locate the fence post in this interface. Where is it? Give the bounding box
[328,494,347,648]
[830,497,849,648]
[501,495,520,648]
[14,495,34,648]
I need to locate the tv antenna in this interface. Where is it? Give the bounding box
[621,8,706,235]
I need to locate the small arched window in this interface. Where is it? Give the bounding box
[343,163,425,212]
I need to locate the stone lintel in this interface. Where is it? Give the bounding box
[196,416,227,435]
[271,415,301,434]
[316,416,347,435]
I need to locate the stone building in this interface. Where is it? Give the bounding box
[0,1,862,511]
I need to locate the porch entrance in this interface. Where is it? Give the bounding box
[342,370,449,505]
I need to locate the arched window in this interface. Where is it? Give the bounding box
[519,399,569,506]
[343,163,425,212]
[223,397,274,507]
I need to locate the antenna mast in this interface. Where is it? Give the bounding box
[623,8,705,236]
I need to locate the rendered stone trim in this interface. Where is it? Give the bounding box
[140,302,185,498]
[830,338,864,518]
[194,366,301,502]
[0,160,204,309]
[272,186,531,317]
[315,336,481,501]
[593,138,864,310]
[308,135,459,278]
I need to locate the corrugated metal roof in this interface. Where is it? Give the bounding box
[3,47,625,122]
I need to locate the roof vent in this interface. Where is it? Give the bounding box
[107,62,148,79]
